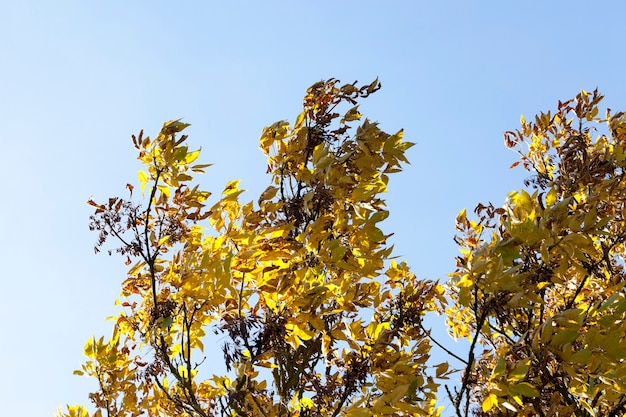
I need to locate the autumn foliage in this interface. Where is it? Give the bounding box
[449,89,626,416]
[59,82,626,417]
[59,79,448,417]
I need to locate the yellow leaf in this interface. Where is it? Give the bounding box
[194,337,205,352]
[456,274,474,288]
[184,149,201,164]
[157,235,171,246]
[138,170,149,194]
[582,207,597,231]
[176,173,193,183]
[191,163,213,173]
[482,394,498,412]
[157,185,170,198]
[388,384,410,403]
[367,321,390,340]
[435,362,449,378]
[367,77,380,93]
[316,154,335,171]
[285,322,315,341]
[83,338,96,358]
[456,208,467,227]
[298,397,314,410]
[294,111,306,129]
[343,106,361,122]
[224,179,240,193]
[170,343,182,359]
[222,180,244,201]
[258,186,279,202]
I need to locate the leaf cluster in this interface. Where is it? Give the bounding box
[60,80,447,417]
[63,81,626,417]
[449,89,626,416]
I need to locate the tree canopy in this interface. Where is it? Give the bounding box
[58,82,626,417]
[59,79,447,417]
[449,89,626,416]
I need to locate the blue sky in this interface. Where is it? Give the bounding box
[1,1,625,416]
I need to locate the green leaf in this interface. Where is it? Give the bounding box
[509,358,530,381]
[570,349,591,365]
[551,330,579,346]
[331,245,347,262]
[370,210,389,224]
[160,316,173,329]
[510,382,539,397]
[492,356,506,378]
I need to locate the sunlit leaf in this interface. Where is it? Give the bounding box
[482,394,498,412]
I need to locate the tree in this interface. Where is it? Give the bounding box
[448,89,626,416]
[57,79,448,417]
[61,80,626,417]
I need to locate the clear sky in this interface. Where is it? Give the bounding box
[1,1,625,416]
